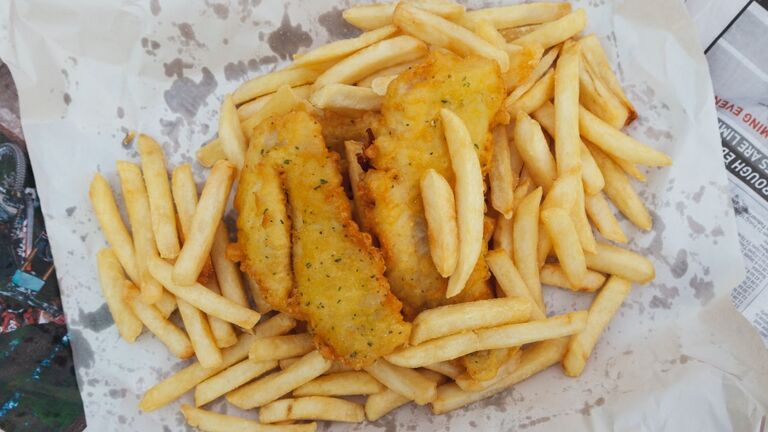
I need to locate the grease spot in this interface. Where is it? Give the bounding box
[687,215,706,235]
[649,295,671,309]
[206,1,229,19]
[78,304,114,332]
[163,58,193,79]
[237,0,262,23]
[163,67,218,121]
[224,61,249,81]
[670,249,688,278]
[268,11,312,60]
[63,93,72,105]
[117,107,125,119]
[319,7,361,40]
[69,329,95,370]
[65,206,77,216]
[150,0,161,16]
[689,274,714,305]
[160,117,184,150]
[108,388,127,399]
[176,22,206,48]
[692,185,705,203]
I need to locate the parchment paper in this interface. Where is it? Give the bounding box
[1,0,768,430]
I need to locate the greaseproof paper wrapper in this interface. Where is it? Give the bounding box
[1,0,767,430]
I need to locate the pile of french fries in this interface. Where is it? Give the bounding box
[88,1,672,430]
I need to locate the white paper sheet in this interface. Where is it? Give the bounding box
[1,0,768,430]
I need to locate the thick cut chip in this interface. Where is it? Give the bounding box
[360,50,504,317]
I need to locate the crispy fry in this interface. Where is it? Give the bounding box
[579,57,630,129]
[541,207,587,288]
[96,249,143,342]
[506,68,554,118]
[512,187,544,310]
[579,106,672,166]
[343,0,465,31]
[124,281,193,358]
[505,45,560,105]
[386,332,480,368]
[431,338,568,414]
[563,276,631,376]
[441,109,485,298]
[310,83,382,111]
[149,256,260,329]
[196,138,226,168]
[540,263,606,292]
[475,311,587,350]
[511,9,586,49]
[211,223,248,306]
[205,278,238,348]
[314,35,427,89]
[89,175,141,289]
[260,397,365,424]
[410,298,532,345]
[611,155,647,182]
[394,4,509,72]
[237,85,312,121]
[585,243,655,283]
[241,85,306,137]
[514,113,555,191]
[344,140,368,230]
[227,351,332,409]
[356,57,426,86]
[500,24,542,41]
[138,135,180,258]
[589,143,652,230]
[365,389,410,421]
[293,371,386,397]
[485,250,546,320]
[370,75,398,96]
[492,214,514,257]
[537,220,551,268]
[233,67,321,105]
[116,161,164,304]
[571,175,597,253]
[420,169,459,278]
[364,359,437,405]
[194,359,277,406]
[463,3,571,29]
[294,25,398,68]
[541,174,579,212]
[578,35,636,118]
[249,334,315,362]
[140,314,295,411]
[173,160,235,285]
[454,348,522,391]
[554,40,581,176]
[490,126,515,218]
[423,360,464,379]
[474,20,506,49]
[177,297,222,368]
[219,94,247,170]
[278,358,352,375]
[584,191,628,243]
[181,405,316,432]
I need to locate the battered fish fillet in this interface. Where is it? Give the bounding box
[361,51,505,317]
[236,110,410,368]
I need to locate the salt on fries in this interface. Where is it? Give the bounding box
[88,1,674,428]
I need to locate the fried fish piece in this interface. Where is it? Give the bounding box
[360,50,505,317]
[236,110,410,368]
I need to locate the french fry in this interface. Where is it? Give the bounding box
[514,113,555,191]
[423,360,464,379]
[211,223,248,306]
[293,371,386,397]
[246,277,273,315]
[441,109,485,298]
[431,338,568,414]
[140,314,295,411]
[578,35,636,117]
[554,40,581,177]
[96,248,143,342]
[562,276,632,376]
[205,278,238,348]
[537,221,551,268]
[137,135,180,259]
[356,57,425,87]
[541,207,587,288]
[485,250,545,320]
[589,143,652,230]
[249,334,315,362]
[579,106,672,166]
[196,138,226,168]
[177,297,222,368]
[116,161,164,304]
[512,187,544,310]
[513,176,532,208]
[490,126,515,218]
[579,58,630,129]
[506,68,554,118]
[463,3,571,29]
[343,0,465,31]
[259,397,365,424]
[237,85,312,121]
[365,389,410,421]
[293,25,398,68]
[227,350,332,409]
[492,215,514,257]
[314,35,427,89]
[344,140,369,231]
[410,297,532,345]
[507,44,559,105]
[585,243,655,284]
[181,405,316,432]
[310,83,383,111]
[475,311,587,351]
[370,75,397,96]
[454,348,522,391]
[171,163,216,280]
[420,169,459,278]
[124,281,193,358]
[500,24,542,42]
[511,9,587,49]
[365,359,437,405]
[89,174,142,286]
[149,256,260,329]
[393,4,510,72]
[541,174,579,212]
[233,67,321,105]
[386,332,480,368]
[241,85,306,137]
[503,43,544,90]
[584,191,628,243]
[194,359,277,406]
[571,175,597,253]
[173,160,235,285]
[278,358,352,375]
[541,263,605,292]
[155,290,177,319]
[218,94,247,170]
[611,155,647,182]
[474,20,506,49]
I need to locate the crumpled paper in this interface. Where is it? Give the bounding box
[1,0,767,430]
